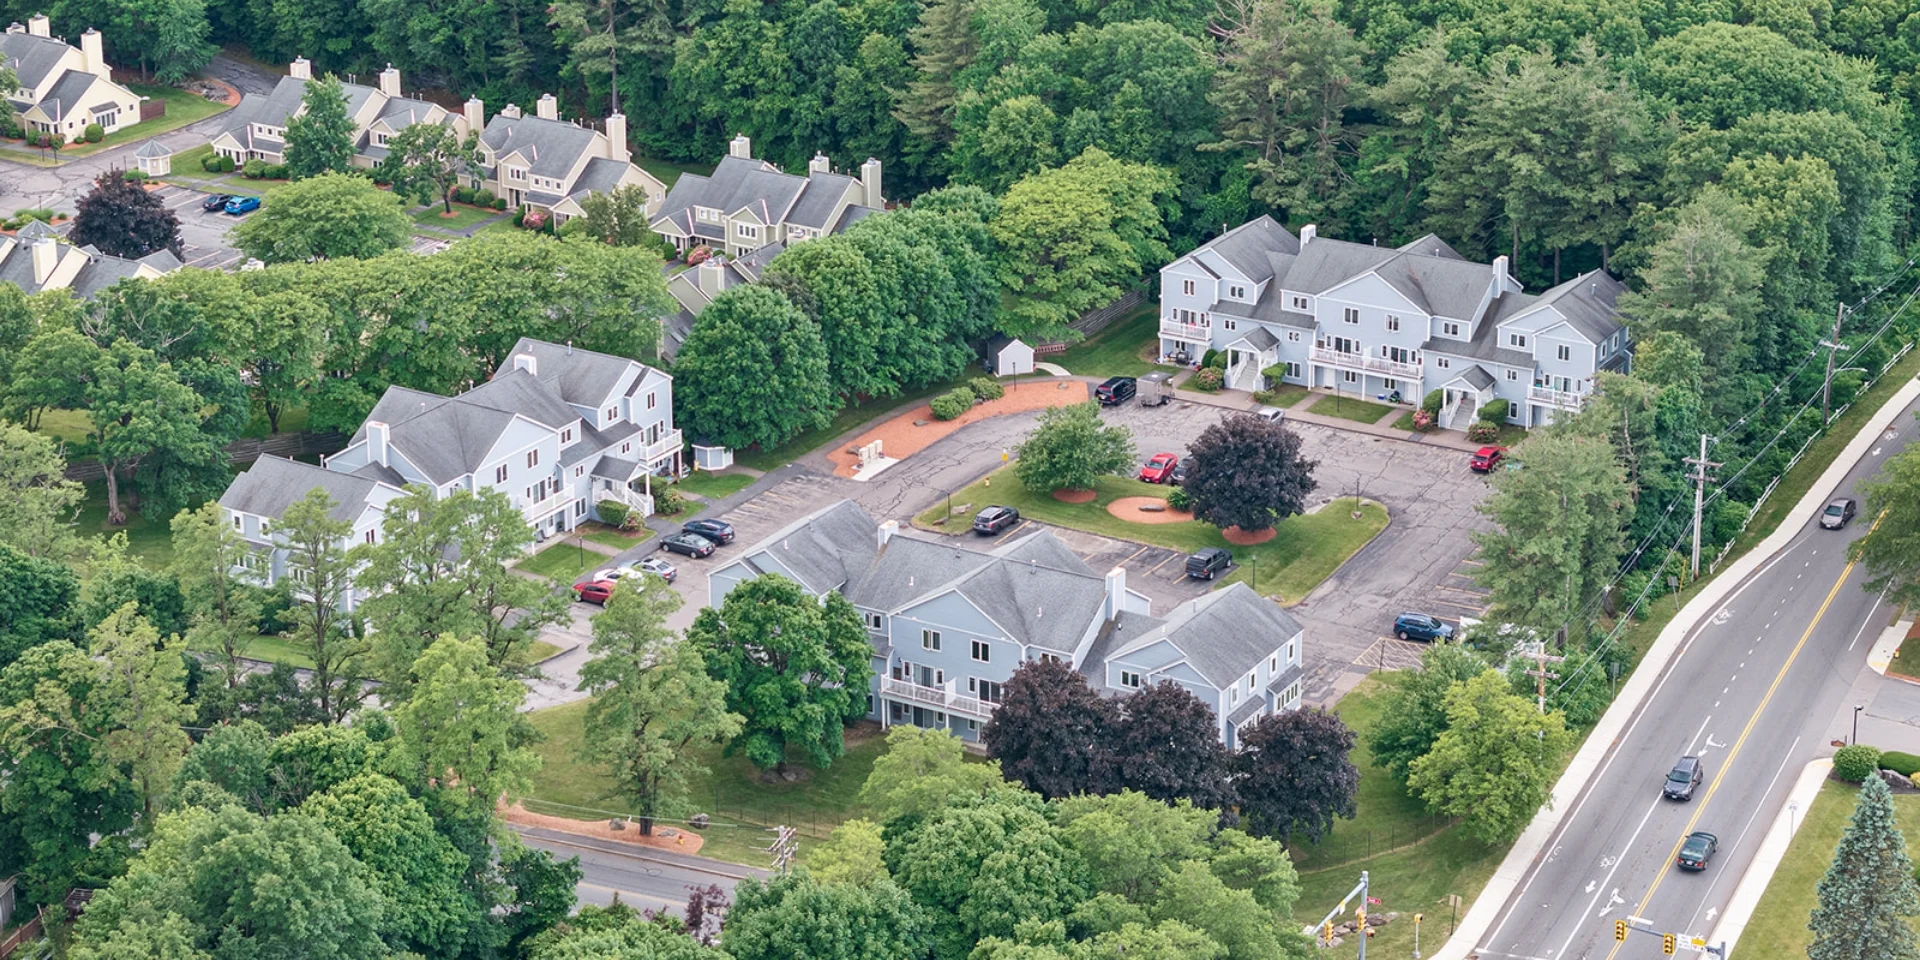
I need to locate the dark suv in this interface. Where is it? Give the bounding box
[973,505,1020,535]
[1664,755,1704,800]
[1186,547,1234,580]
[1095,377,1137,406]
[681,518,735,544]
[1393,613,1455,642]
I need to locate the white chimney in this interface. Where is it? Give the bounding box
[289,57,311,81]
[605,112,629,163]
[1492,255,1510,287]
[1104,566,1127,620]
[462,97,484,135]
[860,157,883,208]
[30,238,57,285]
[536,93,558,120]
[80,28,105,78]
[877,519,898,550]
[26,14,49,37]
[378,64,401,98]
[728,134,752,159]
[5,23,24,36]
[366,421,390,467]
[500,102,522,120]
[1300,224,1317,246]
[809,152,829,175]
[511,352,537,376]
[697,257,726,298]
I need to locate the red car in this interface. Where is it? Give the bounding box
[1139,453,1179,483]
[572,579,617,605]
[1469,446,1505,473]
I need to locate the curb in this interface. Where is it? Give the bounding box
[1868,618,1913,676]
[1430,375,1920,960]
[1706,759,1832,952]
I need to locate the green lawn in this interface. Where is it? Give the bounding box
[578,524,641,551]
[1256,384,1311,408]
[673,471,757,500]
[411,202,500,231]
[1741,780,1920,955]
[75,477,178,568]
[33,408,91,444]
[52,84,232,159]
[733,373,977,472]
[1290,678,1452,870]
[914,467,1388,604]
[633,153,714,189]
[167,143,217,175]
[523,700,884,865]
[1308,393,1401,425]
[514,543,606,584]
[1051,305,1180,379]
[187,631,317,668]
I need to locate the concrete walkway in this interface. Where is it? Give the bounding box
[1169,384,1484,452]
[1707,759,1832,952]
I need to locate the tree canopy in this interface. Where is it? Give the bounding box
[232,172,413,263]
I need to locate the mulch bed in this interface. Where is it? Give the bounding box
[1105,495,1194,523]
[1222,525,1277,545]
[826,380,1090,478]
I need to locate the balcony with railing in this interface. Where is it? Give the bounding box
[1309,345,1422,380]
[641,427,684,465]
[521,487,577,521]
[1528,384,1587,410]
[879,676,997,720]
[1158,316,1212,344]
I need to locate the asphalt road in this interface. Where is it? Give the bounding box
[511,825,768,915]
[1470,396,1918,960]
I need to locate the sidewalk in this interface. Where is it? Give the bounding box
[1171,385,1483,452]
[1707,759,1831,952]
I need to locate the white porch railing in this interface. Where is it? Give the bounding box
[1310,345,1422,380]
[597,482,655,519]
[1528,385,1586,409]
[880,676,997,720]
[641,427,684,465]
[1158,318,1211,343]
[522,489,576,521]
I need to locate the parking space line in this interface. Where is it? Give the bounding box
[1143,552,1182,576]
[1116,544,1151,567]
[1432,601,1485,616]
[1458,557,1484,566]
[1002,519,1032,539]
[1434,583,1488,597]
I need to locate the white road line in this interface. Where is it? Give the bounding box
[1687,715,1713,752]
[1555,795,1665,960]
[1848,586,1891,651]
[1683,736,1801,934]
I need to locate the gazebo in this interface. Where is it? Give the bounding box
[133,139,172,177]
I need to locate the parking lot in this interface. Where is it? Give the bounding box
[154,184,252,269]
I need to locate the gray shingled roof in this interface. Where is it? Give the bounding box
[353,386,448,443]
[591,457,642,481]
[733,499,880,596]
[651,156,812,235]
[845,536,991,612]
[385,400,519,484]
[729,242,783,282]
[1523,269,1627,343]
[951,558,1107,654]
[994,529,1094,575]
[1421,293,1536,368]
[1265,661,1303,696]
[375,96,442,128]
[0,31,73,88]
[1226,693,1266,725]
[68,250,148,298]
[1450,365,1495,391]
[786,172,855,229]
[220,455,390,522]
[134,138,171,158]
[834,205,880,232]
[13,219,58,240]
[1283,236,1496,320]
[1198,215,1300,282]
[458,368,578,430]
[568,157,631,200]
[480,113,601,179]
[1111,584,1303,688]
[506,337,650,408]
[1397,233,1466,261]
[1229,326,1279,352]
[37,70,97,122]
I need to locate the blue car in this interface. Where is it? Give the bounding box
[1393,613,1455,643]
[224,195,260,215]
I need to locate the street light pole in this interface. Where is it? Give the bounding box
[1854,704,1864,745]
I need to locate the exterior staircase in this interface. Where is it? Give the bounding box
[1440,395,1477,431]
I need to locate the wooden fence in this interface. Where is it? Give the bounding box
[1033,289,1149,354]
[0,916,44,960]
[61,429,348,481]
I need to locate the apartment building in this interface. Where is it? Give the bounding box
[1,16,141,139]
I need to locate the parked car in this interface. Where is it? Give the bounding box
[1676,831,1718,871]
[1393,612,1455,642]
[973,505,1021,535]
[1821,497,1857,530]
[1255,406,1286,424]
[1186,547,1234,580]
[201,193,233,212]
[660,532,716,558]
[1168,460,1190,486]
[682,518,735,544]
[638,556,678,582]
[1095,376,1137,406]
[1469,446,1506,472]
[1664,756,1704,801]
[224,195,261,215]
[1139,453,1179,484]
[571,579,616,605]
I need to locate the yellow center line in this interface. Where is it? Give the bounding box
[1600,518,1875,959]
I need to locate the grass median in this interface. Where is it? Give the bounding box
[913,467,1387,603]
[1739,779,1920,955]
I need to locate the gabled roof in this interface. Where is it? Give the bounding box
[786,172,856,229]
[457,368,578,429]
[568,157,633,200]
[1513,269,1628,343]
[36,70,98,122]
[0,31,71,88]
[1192,215,1300,282]
[729,499,880,596]
[1397,233,1467,261]
[1107,584,1302,688]
[220,455,399,523]
[650,155,873,238]
[380,397,521,485]
[1446,364,1495,392]
[479,113,602,180]
[504,337,661,408]
[374,96,443,129]
[1288,237,1496,320]
[844,536,992,612]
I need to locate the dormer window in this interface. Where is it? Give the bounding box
[1442,321,1462,337]
[1228,285,1246,300]
[1508,333,1527,348]
[561,427,573,443]
[1291,295,1308,310]
[605,406,618,422]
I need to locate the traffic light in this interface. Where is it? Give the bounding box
[1323,922,1334,944]
[1615,920,1628,942]
[1663,933,1677,955]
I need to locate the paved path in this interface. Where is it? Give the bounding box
[510,824,767,914]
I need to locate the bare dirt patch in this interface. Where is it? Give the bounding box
[1105,495,1194,524]
[1223,525,1278,545]
[1052,488,1097,503]
[499,801,707,855]
[825,380,1090,478]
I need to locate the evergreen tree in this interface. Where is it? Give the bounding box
[284,74,357,178]
[1809,774,1920,960]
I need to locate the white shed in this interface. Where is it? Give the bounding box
[134,139,172,177]
[691,442,733,472]
[984,336,1035,376]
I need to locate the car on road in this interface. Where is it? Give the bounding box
[973,505,1020,535]
[224,195,261,215]
[1676,831,1718,870]
[1139,453,1179,484]
[1095,376,1137,406]
[1469,446,1506,472]
[201,193,233,212]
[1393,612,1455,642]
[1255,406,1286,424]
[572,579,617,605]
[1186,547,1234,580]
[659,532,716,558]
[638,556,677,582]
[1168,460,1189,485]
[1664,756,1705,800]
[1821,497,1857,530]
[681,518,735,544]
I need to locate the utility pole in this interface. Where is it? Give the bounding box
[1684,434,1722,580]
[767,826,797,874]
[1522,641,1566,714]
[1822,303,1848,424]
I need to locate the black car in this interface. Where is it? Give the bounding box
[1393,613,1455,642]
[1676,831,1718,871]
[1095,376,1137,406]
[973,505,1020,535]
[682,518,735,544]
[1664,756,1704,801]
[1168,460,1190,486]
[660,532,716,558]
[1186,547,1234,580]
[1821,498,1857,530]
[201,193,233,212]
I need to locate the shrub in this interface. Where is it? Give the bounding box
[219,156,236,173]
[1261,363,1290,384]
[929,385,976,421]
[473,188,497,207]
[969,377,1005,401]
[123,170,146,183]
[1193,367,1224,391]
[1251,389,1278,405]
[1201,348,1225,369]
[1835,744,1883,783]
[202,154,222,171]
[1880,751,1920,777]
[1412,409,1434,430]
[1466,422,1499,443]
[491,197,506,210]
[83,122,104,143]
[596,500,630,529]
[452,186,475,204]
[652,486,688,516]
[1422,389,1444,416]
[1166,487,1192,511]
[1479,399,1511,423]
[241,159,271,179]
[686,245,712,266]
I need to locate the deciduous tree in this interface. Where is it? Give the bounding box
[1406,670,1571,843]
[233,172,413,263]
[1182,412,1317,534]
[89,602,193,816]
[576,184,663,247]
[0,542,79,670]
[1472,432,1629,644]
[84,340,223,526]
[1853,445,1920,609]
[1367,642,1489,779]
[0,421,81,559]
[982,658,1115,798]
[1013,401,1136,495]
[1233,707,1358,843]
[378,122,484,214]
[809,818,889,885]
[284,74,357,178]
[1104,681,1232,807]
[891,796,1092,959]
[276,489,368,723]
[1054,791,1214,901]
[858,726,1004,821]
[305,773,488,956]
[673,286,836,452]
[71,170,183,259]
[396,635,541,812]
[722,872,933,960]
[1615,190,1766,391]
[170,502,264,684]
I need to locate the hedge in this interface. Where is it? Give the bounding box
[1835,744,1883,783]
[1466,422,1499,443]
[596,500,630,529]
[968,377,1005,401]
[1479,399,1511,423]
[1880,751,1920,777]
[930,386,976,421]
[1422,389,1444,415]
